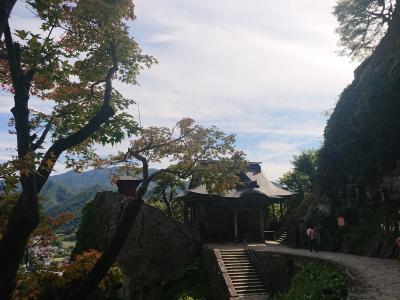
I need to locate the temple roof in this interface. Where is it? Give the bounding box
[184,162,293,199]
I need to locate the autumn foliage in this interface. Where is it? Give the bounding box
[14,250,123,300]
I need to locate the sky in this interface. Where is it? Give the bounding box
[0,0,357,180]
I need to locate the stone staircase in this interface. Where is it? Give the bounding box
[274,230,287,243]
[219,249,267,298]
[273,225,288,244]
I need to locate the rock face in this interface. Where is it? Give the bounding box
[73,191,202,300]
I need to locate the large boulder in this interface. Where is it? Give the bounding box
[73,191,201,300]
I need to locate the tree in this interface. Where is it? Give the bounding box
[71,118,246,299]
[0,1,156,298]
[151,173,187,220]
[334,0,396,60]
[279,149,319,210]
[0,0,17,40]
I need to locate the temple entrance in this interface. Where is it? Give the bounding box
[204,207,233,240]
[237,210,251,238]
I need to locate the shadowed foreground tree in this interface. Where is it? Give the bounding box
[71,118,246,299]
[0,0,155,298]
[0,0,17,40]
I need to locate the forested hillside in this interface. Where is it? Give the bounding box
[40,168,158,228]
[40,168,116,228]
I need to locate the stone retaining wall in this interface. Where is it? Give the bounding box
[253,250,353,297]
[202,247,239,300]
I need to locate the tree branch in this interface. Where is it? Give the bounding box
[32,114,55,151]
[132,152,149,183]
[4,23,21,93]
[90,80,105,97]
[124,128,197,161]
[34,43,119,192]
[104,44,118,106]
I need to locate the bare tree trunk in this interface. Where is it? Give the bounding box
[0,180,39,298]
[0,24,39,299]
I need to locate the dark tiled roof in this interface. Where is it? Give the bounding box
[185,162,293,199]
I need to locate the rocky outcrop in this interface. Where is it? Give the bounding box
[73,191,202,300]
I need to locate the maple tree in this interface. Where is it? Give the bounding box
[151,173,187,219]
[71,118,246,299]
[15,249,124,300]
[0,0,155,298]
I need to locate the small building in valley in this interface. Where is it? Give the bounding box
[180,162,293,242]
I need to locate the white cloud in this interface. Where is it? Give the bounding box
[0,0,357,180]
[123,0,356,179]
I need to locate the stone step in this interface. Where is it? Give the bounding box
[230,273,260,278]
[229,271,258,276]
[231,279,264,284]
[226,266,255,270]
[227,268,257,273]
[236,288,267,293]
[224,259,252,262]
[229,273,259,277]
[235,286,267,294]
[225,262,253,266]
[231,275,262,280]
[230,273,261,277]
[227,268,257,272]
[226,265,254,269]
[220,249,246,252]
[237,291,268,296]
[234,282,265,288]
[224,261,252,265]
[218,248,267,297]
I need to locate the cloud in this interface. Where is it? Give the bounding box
[122,0,357,179]
[0,0,357,181]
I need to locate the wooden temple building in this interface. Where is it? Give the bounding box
[180,162,293,242]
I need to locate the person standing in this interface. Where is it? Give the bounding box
[306,225,318,252]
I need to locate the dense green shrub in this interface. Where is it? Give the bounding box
[163,259,211,300]
[274,262,347,300]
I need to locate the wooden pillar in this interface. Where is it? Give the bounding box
[259,208,265,240]
[234,210,238,241]
[280,202,283,220]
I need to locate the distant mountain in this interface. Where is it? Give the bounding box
[40,167,157,229]
[48,168,117,191]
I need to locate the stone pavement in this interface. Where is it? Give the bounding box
[257,242,400,300]
[207,242,400,300]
